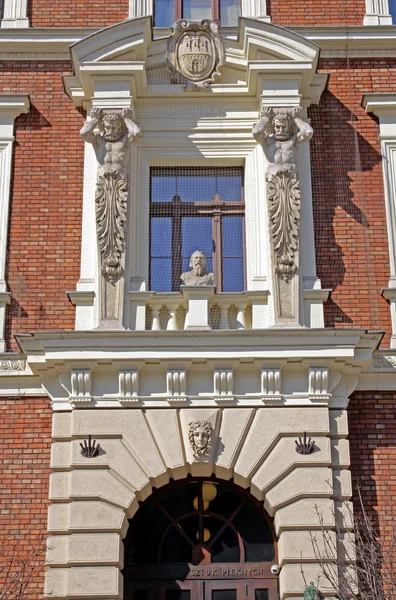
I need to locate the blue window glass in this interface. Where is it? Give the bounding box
[183,0,212,20]
[150,168,244,292]
[222,217,244,292]
[220,0,240,26]
[154,0,174,26]
[178,176,216,203]
[390,0,396,22]
[150,218,172,291]
[151,175,177,203]
[182,217,213,273]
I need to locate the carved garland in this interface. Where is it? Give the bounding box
[266,170,300,282]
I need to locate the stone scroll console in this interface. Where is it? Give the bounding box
[253,107,313,325]
[80,107,140,323]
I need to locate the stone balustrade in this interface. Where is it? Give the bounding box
[129,286,270,331]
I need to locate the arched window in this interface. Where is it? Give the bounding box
[124,479,278,600]
[154,0,241,27]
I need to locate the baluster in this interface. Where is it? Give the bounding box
[166,304,178,331]
[236,304,247,329]
[151,306,161,331]
[219,303,230,330]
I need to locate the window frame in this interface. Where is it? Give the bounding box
[149,166,246,293]
[154,0,240,27]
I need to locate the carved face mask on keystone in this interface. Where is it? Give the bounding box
[103,116,123,142]
[273,115,292,141]
[194,425,209,450]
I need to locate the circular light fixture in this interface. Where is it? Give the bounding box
[202,482,217,502]
[193,497,209,510]
[196,528,211,542]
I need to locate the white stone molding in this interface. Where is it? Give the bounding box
[213,368,234,401]
[119,369,139,404]
[69,369,93,406]
[166,369,187,402]
[16,329,380,408]
[308,367,329,400]
[46,405,348,600]
[363,93,396,347]
[364,0,392,25]
[0,94,29,352]
[241,0,270,20]
[0,357,25,372]
[182,286,214,330]
[254,90,325,327]
[7,26,396,60]
[129,0,153,19]
[66,291,96,330]
[261,367,281,400]
[1,0,29,28]
[303,284,332,328]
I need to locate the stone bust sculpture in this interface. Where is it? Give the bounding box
[180,251,215,286]
[188,420,213,458]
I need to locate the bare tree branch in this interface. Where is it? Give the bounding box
[0,538,45,600]
[306,485,396,600]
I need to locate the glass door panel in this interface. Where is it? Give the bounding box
[159,581,202,600]
[244,580,278,600]
[204,581,243,600]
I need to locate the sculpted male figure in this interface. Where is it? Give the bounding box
[80,107,140,284]
[253,107,313,286]
[252,107,313,175]
[180,251,215,286]
[80,107,140,178]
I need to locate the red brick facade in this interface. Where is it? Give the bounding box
[0,396,51,596]
[269,0,366,26]
[28,1,128,28]
[310,59,393,345]
[26,0,368,28]
[349,391,396,542]
[0,61,84,351]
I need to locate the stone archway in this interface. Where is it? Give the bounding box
[123,477,278,600]
[46,405,344,600]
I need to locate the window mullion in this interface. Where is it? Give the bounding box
[176,0,182,20]
[213,0,220,23]
[213,211,222,292]
[172,214,182,291]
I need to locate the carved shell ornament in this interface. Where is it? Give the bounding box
[167,20,224,87]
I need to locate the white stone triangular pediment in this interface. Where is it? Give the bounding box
[64,16,325,107]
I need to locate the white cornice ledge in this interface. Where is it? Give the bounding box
[66,290,95,305]
[381,287,396,300]
[362,92,396,115]
[303,288,332,301]
[0,292,12,305]
[2,25,396,58]
[0,94,30,119]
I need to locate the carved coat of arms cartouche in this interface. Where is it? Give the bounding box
[167,19,224,87]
